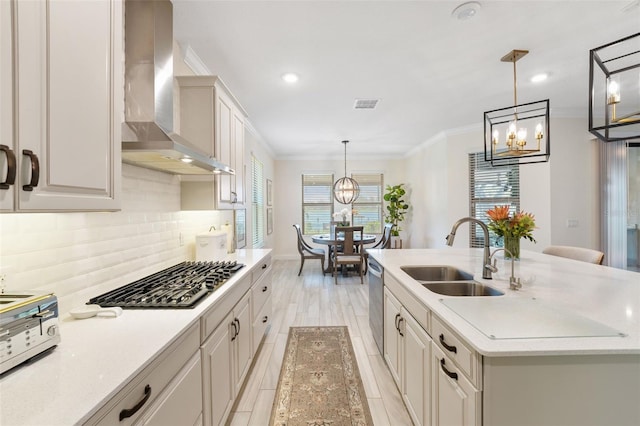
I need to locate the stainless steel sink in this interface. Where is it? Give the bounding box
[401,265,504,296]
[420,281,504,297]
[401,265,474,281]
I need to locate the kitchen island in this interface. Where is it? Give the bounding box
[0,249,272,426]
[368,248,640,426]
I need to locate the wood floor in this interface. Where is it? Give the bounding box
[228,259,413,426]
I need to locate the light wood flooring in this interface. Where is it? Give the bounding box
[227,259,413,426]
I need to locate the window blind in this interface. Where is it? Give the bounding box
[469,152,520,247]
[252,155,264,248]
[352,173,383,233]
[302,174,333,235]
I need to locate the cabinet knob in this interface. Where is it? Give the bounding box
[0,145,16,190]
[262,316,268,323]
[261,264,267,270]
[22,150,40,191]
[262,286,268,292]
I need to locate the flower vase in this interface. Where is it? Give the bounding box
[504,235,520,260]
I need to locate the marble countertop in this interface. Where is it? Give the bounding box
[368,248,640,357]
[0,249,271,426]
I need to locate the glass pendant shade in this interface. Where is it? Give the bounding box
[333,140,360,204]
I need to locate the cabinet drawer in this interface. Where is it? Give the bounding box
[385,274,430,332]
[251,255,271,284]
[252,296,271,351]
[251,269,272,320]
[86,323,200,426]
[432,315,482,388]
[200,275,251,341]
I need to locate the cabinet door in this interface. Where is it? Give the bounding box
[135,353,203,426]
[402,308,432,426]
[14,0,121,211]
[383,287,402,385]
[216,90,234,207]
[233,292,253,395]
[0,0,15,211]
[202,312,234,426]
[431,344,481,426]
[232,110,244,205]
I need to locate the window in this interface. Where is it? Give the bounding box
[469,152,520,247]
[302,174,334,235]
[251,155,264,247]
[352,173,384,233]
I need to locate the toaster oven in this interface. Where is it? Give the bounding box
[0,292,60,374]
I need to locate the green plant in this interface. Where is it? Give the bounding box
[383,184,410,237]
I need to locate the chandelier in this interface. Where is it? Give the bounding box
[589,32,640,142]
[484,49,550,166]
[333,140,360,204]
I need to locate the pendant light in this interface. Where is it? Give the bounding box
[589,32,640,142]
[333,140,360,204]
[484,49,550,166]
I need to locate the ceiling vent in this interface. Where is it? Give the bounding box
[353,99,380,109]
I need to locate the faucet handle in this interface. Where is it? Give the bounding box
[485,258,498,273]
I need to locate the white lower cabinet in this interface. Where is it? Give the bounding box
[202,311,234,426]
[403,309,432,426]
[383,288,402,385]
[85,324,201,426]
[202,292,252,426]
[384,287,432,426]
[135,353,203,426]
[431,344,481,426]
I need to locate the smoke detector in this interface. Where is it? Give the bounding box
[452,2,481,20]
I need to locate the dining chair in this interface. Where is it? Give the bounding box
[293,224,326,275]
[332,226,365,284]
[542,245,605,265]
[363,223,393,274]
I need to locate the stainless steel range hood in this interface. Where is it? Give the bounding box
[121,0,233,175]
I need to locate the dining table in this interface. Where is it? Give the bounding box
[311,233,377,274]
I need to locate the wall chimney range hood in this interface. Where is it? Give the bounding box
[121,0,233,175]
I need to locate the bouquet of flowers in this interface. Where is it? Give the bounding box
[486,205,536,243]
[332,208,357,225]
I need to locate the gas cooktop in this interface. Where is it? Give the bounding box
[88,261,245,309]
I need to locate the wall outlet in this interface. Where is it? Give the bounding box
[566,219,579,228]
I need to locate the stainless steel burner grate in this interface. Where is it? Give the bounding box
[88,261,245,309]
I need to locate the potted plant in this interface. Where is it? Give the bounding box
[383,184,410,248]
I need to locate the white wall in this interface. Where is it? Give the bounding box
[273,157,405,259]
[0,165,232,315]
[403,117,600,253]
[245,124,275,249]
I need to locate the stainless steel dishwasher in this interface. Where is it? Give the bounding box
[368,257,384,355]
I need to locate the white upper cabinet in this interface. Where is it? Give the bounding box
[4,0,122,212]
[177,76,247,210]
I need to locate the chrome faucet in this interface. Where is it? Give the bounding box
[446,217,493,279]
[488,248,521,290]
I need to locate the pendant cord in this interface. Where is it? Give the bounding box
[513,60,518,106]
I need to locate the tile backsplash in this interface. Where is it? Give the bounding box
[0,164,232,314]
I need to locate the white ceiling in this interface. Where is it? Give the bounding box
[172,0,640,159]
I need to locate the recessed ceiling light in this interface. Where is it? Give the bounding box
[181,157,193,163]
[452,1,481,20]
[531,73,548,83]
[282,72,299,84]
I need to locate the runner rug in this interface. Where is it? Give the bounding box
[269,326,373,426]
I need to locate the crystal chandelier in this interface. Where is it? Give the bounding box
[333,140,360,204]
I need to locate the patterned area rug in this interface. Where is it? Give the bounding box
[270,326,373,426]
